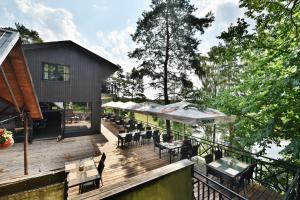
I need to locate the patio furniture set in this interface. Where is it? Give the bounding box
[65,152,107,194]
[204,151,257,194]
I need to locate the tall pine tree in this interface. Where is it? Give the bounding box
[129,0,214,134]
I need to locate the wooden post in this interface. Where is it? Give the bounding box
[23,113,29,175]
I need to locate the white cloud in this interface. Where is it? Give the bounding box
[14,0,85,44]
[94,25,137,72]
[3,7,16,21]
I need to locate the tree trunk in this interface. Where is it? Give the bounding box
[164,3,171,136]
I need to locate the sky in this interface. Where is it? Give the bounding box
[0,0,247,99]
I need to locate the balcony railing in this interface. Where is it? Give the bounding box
[193,170,247,200]
[137,120,300,196]
[283,170,300,200]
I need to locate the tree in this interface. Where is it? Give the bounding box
[203,0,300,163]
[123,67,146,101]
[129,0,214,135]
[106,67,126,98]
[3,23,43,44]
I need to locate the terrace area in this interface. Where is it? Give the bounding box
[2,117,297,199]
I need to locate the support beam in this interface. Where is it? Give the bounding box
[23,113,29,175]
[0,65,21,114]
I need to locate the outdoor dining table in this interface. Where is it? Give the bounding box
[117,131,146,148]
[65,157,100,193]
[159,140,183,163]
[206,157,250,188]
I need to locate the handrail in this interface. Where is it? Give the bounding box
[283,170,300,200]
[136,120,300,193]
[193,170,248,200]
[139,120,299,169]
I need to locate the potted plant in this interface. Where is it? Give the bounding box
[0,128,14,149]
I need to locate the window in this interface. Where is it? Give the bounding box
[43,63,70,81]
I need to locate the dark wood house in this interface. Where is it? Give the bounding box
[22,41,118,138]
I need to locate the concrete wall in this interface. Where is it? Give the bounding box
[0,183,64,200]
[110,166,193,200]
[74,159,194,200]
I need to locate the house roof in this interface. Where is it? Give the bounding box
[22,40,120,71]
[0,29,43,120]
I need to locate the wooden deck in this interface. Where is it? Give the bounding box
[0,121,283,200]
[0,134,105,182]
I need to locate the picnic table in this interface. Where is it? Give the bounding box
[159,140,183,163]
[65,157,100,193]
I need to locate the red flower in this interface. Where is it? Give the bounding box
[0,129,4,135]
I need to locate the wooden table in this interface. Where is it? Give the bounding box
[159,141,183,163]
[65,157,100,193]
[117,131,146,148]
[206,157,250,187]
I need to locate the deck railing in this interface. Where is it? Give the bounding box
[193,170,247,200]
[136,120,300,195]
[283,170,300,200]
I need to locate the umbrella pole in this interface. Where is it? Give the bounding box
[146,114,149,127]
[213,124,216,144]
[183,124,185,136]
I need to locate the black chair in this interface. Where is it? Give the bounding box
[204,154,213,164]
[233,170,248,194]
[124,133,133,146]
[137,123,143,131]
[153,134,166,152]
[214,149,223,160]
[152,130,159,137]
[162,134,169,142]
[245,163,256,185]
[133,132,141,145]
[180,146,189,159]
[119,129,125,134]
[80,161,105,193]
[144,130,152,143]
[191,145,199,157]
[100,152,106,163]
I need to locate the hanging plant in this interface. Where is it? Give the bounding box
[0,129,14,149]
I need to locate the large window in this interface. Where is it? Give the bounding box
[43,63,70,81]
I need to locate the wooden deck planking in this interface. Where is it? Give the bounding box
[0,134,106,182]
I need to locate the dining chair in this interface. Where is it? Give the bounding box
[162,134,169,142]
[145,130,152,143]
[80,161,105,193]
[245,163,257,185]
[153,134,166,152]
[124,133,133,146]
[133,132,141,145]
[214,149,223,160]
[204,154,213,164]
[152,130,159,137]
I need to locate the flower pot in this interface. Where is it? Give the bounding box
[0,138,14,149]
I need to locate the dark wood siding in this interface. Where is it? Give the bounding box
[23,44,116,133]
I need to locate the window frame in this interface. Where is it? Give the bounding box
[42,62,70,81]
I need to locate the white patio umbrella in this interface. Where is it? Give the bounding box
[119,101,141,111]
[132,102,163,126]
[102,101,115,108]
[156,101,236,142]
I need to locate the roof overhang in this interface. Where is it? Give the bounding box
[0,29,43,120]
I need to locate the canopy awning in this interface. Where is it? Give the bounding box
[0,29,42,120]
[157,101,235,125]
[102,100,235,126]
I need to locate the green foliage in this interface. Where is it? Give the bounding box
[3,23,43,44]
[199,0,300,163]
[129,0,214,101]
